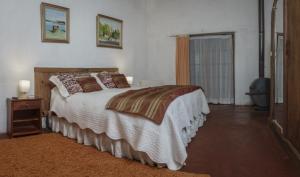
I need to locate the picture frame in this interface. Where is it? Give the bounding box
[41,3,70,43]
[96,14,123,49]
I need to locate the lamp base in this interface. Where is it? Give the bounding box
[18,93,28,99]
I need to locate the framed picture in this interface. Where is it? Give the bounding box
[41,3,70,43]
[97,14,123,49]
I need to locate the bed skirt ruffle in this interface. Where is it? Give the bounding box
[49,114,206,170]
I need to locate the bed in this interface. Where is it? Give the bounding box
[34,67,210,170]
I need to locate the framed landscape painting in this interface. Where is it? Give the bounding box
[41,3,70,43]
[97,14,123,49]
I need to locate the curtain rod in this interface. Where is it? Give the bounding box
[169,34,189,37]
[169,31,235,38]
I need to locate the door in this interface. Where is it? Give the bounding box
[286,0,300,152]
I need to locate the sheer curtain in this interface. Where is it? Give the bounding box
[190,35,234,104]
[275,35,284,103]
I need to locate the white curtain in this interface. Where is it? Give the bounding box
[190,35,234,104]
[275,35,284,103]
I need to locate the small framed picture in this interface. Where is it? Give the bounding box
[97,14,123,49]
[41,3,70,43]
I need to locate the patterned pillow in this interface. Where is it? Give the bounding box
[97,72,117,88]
[77,77,102,93]
[57,74,83,95]
[111,74,130,88]
[90,73,108,90]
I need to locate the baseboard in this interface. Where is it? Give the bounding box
[0,133,8,139]
[271,121,300,160]
[272,120,284,135]
[283,137,300,160]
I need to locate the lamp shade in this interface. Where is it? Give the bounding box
[19,80,30,93]
[126,76,134,85]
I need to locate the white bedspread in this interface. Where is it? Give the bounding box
[50,86,210,170]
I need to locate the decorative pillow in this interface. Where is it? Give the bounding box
[49,74,83,98]
[49,75,70,98]
[76,77,102,93]
[97,72,117,88]
[90,73,108,90]
[111,74,130,88]
[57,74,83,94]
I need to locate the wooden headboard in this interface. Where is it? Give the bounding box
[34,67,119,116]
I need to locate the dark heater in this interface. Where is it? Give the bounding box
[246,78,270,110]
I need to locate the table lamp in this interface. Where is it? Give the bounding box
[19,80,30,99]
[126,76,134,85]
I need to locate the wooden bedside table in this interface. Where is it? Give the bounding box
[7,98,42,138]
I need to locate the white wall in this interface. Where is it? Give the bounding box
[0,0,147,133]
[144,0,260,105]
[264,0,284,77]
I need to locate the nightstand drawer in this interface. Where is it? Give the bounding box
[13,100,41,110]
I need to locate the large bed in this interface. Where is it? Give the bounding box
[34,67,210,170]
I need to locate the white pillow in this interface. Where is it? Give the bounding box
[49,75,70,98]
[90,73,108,90]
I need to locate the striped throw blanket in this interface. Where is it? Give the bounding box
[106,85,201,124]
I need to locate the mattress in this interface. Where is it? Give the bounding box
[50,86,210,170]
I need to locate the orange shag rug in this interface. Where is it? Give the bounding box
[0,133,210,177]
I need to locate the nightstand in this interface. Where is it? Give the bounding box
[7,98,42,138]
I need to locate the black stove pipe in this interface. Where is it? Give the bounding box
[246,0,270,111]
[258,0,265,78]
